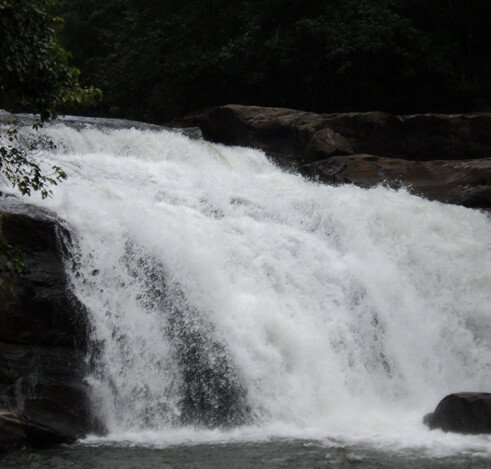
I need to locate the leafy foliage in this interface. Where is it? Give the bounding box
[60,0,491,122]
[0,0,100,119]
[0,0,99,199]
[0,123,66,199]
[0,0,99,271]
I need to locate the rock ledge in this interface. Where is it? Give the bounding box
[201,105,491,209]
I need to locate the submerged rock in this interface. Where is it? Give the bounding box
[424,393,491,434]
[0,197,98,451]
[201,105,491,209]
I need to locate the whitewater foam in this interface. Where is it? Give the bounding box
[1,120,490,457]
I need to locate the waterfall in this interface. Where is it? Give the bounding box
[2,119,490,451]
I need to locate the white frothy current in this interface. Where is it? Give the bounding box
[3,121,491,457]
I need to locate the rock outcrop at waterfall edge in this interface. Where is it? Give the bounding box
[424,393,491,434]
[0,197,98,451]
[201,105,491,210]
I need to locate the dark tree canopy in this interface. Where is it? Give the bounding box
[0,0,100,119]
[1,0,99,204]
[0,0,100,271]
[60,0,491,123]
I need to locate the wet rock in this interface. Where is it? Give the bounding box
[202,105,491,162]
[0,197,97,450]
[201,105,353,167]
[300,155,491,208]
[202,105,491,209]
[305,127,354,163]
[0,411,70,451]
[0,198,88,348]
[424,393,491,434]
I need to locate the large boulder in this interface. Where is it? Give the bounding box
[201,105,491,209]
[300,155,491,209]
[424,393,491,434]
[201,105,354,166]
[202,105,491,162]
[0,196,98,451]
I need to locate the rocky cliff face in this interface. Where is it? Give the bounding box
[0,197,98,451]
[201,105,491,210]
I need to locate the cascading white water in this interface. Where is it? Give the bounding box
[2,119,490,454]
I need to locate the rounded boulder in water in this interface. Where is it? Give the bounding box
[424,393,491,434]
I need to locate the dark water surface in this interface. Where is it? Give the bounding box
[2,440,490,469]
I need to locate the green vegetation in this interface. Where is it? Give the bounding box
[0,1,489,267]
[0,0,99,199]
[60,0,491,123]
[0,0,99,119]
[0,0,99,272]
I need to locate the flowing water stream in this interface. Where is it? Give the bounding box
[1,117,490,467]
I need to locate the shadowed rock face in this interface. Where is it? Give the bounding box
[202,105,491,162]
[201,105,491,209]
[201,105,355,167]
[0,411,70,451]
[300,155,491,209]
[0,200,87,349]
[0,197,98,451]
[424,393,491,434]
